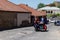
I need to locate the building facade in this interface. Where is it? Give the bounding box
[0,0,31,29]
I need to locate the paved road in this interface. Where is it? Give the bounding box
[20,23,60,40]
[0,23,60,40]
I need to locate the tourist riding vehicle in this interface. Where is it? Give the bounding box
[34,16,48,31]
[34,21,47,31]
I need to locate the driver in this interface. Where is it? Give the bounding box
[34,17,40,28]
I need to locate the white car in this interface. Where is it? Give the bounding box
[49,19,56,23]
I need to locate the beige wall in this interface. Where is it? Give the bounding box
[17,13,31,26]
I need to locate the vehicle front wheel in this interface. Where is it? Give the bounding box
[35,28,39,31]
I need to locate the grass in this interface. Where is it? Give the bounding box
[47,13,60,18]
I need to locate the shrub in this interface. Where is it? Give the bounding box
[47,13,60,18]
[55,13,60,16]
[47,14,52,18]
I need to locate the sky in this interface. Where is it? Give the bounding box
[9,0,60,9]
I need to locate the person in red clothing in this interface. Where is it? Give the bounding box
[34,17,39,23]
[34,17,40,28]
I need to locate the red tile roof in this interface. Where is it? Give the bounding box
[0,0,29,12]
[18,4,46,16]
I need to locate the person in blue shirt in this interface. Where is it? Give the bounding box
[40,16,48,24]
[40,16,45,24]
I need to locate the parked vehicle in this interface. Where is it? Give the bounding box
[54,20,60,26]
[49,19,56,23]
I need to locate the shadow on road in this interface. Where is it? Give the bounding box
[35,30,49,32]
[0,26,33,31]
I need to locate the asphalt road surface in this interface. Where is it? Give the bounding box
[0,23,60,40]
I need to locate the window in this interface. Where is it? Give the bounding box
[46,11,50,13]
[51,11,53,13]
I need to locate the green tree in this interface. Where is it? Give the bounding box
[58,6,60,8]
[37,3,46,9]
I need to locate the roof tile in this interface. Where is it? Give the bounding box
[18,4,46,16]
[0,0,29,12]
